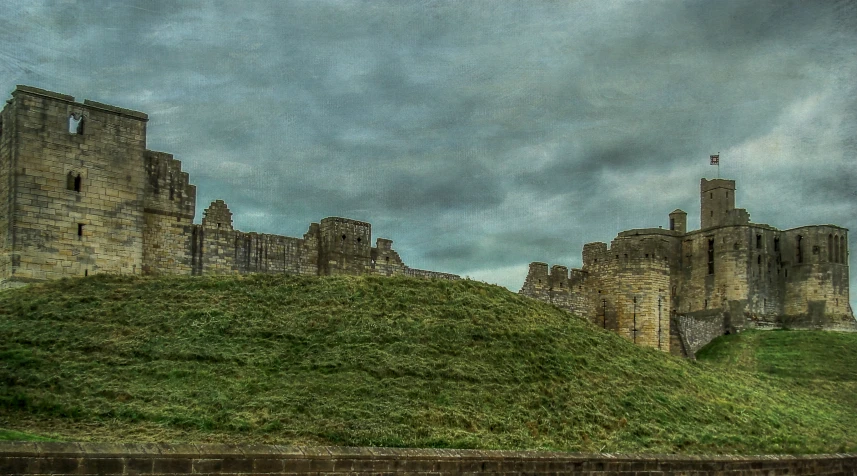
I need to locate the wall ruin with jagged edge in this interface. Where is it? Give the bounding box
[0,85,459,287]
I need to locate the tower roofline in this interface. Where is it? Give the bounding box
[13,85,148,120]
[700,177,735,192]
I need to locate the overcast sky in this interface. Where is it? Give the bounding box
[2,0,856,307]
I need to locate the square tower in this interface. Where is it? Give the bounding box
[0,86,149,285]
[318,217,372,275]
[700,178,736,229]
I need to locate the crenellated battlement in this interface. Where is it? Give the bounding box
[522,176,853,356]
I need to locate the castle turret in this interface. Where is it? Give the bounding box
[669,209,687,234]
[700,178,735,229]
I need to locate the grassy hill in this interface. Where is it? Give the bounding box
[0,274,855,454]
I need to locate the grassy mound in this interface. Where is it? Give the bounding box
[0,274,855,454]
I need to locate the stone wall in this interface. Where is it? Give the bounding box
[521,178,855,357]
[0,86,458,285]
[1,443,855,476]
[673,310,727,358]
[0,94,15,281]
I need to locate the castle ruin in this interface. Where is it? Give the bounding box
[1,85,852,358]
[0,86,458,286]
[521,177,855,357]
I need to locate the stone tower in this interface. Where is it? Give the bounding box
[700,178,736,229]
[0,86,150,282]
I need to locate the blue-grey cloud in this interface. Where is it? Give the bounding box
[2,0,855,309]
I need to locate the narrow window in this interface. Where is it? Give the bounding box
[707,238,714,275]
[841,237,847,264]
[710,192,713,199]
[77,223,84,240]
[73,174,81,192]
[796,235,803,263]
[774,238,780,252]
[84,269,88,277]
[704,298,708,309]
[68,114,84,134]
[834,235,840,263]
[828,234,834,262]
[342,234,347,241]
[669,217,675,231]
[756,234,762,249]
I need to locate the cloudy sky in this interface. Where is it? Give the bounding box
[2,1,856,306]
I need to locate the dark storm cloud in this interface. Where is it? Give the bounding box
[2,0,856,304]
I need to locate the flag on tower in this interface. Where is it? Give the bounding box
[710,154,719,165]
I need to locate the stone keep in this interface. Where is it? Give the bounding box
[0,86,458,286]
[521,177,854,357]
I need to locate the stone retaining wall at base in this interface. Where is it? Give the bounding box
[1,442,855,475]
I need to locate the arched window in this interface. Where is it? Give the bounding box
[829,234,834,262]
[68,114,84,135]
[841,236,847,264]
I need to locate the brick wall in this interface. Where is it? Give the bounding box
[1,443,855,475]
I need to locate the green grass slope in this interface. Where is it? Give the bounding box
[696,328,857,428]
[0,274,855,454]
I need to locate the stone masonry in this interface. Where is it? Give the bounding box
[0,86,459,286]
[2,442,856,476]
[521,178,855,357]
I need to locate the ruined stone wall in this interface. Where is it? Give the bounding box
[189,212,320,277]
[370,238,406,276]
[142,151,196,275]
[0,86,458,286]
[1,86,148,284]
[402,267,461,280]
[519,263,594,320]
[673,310,726,358]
